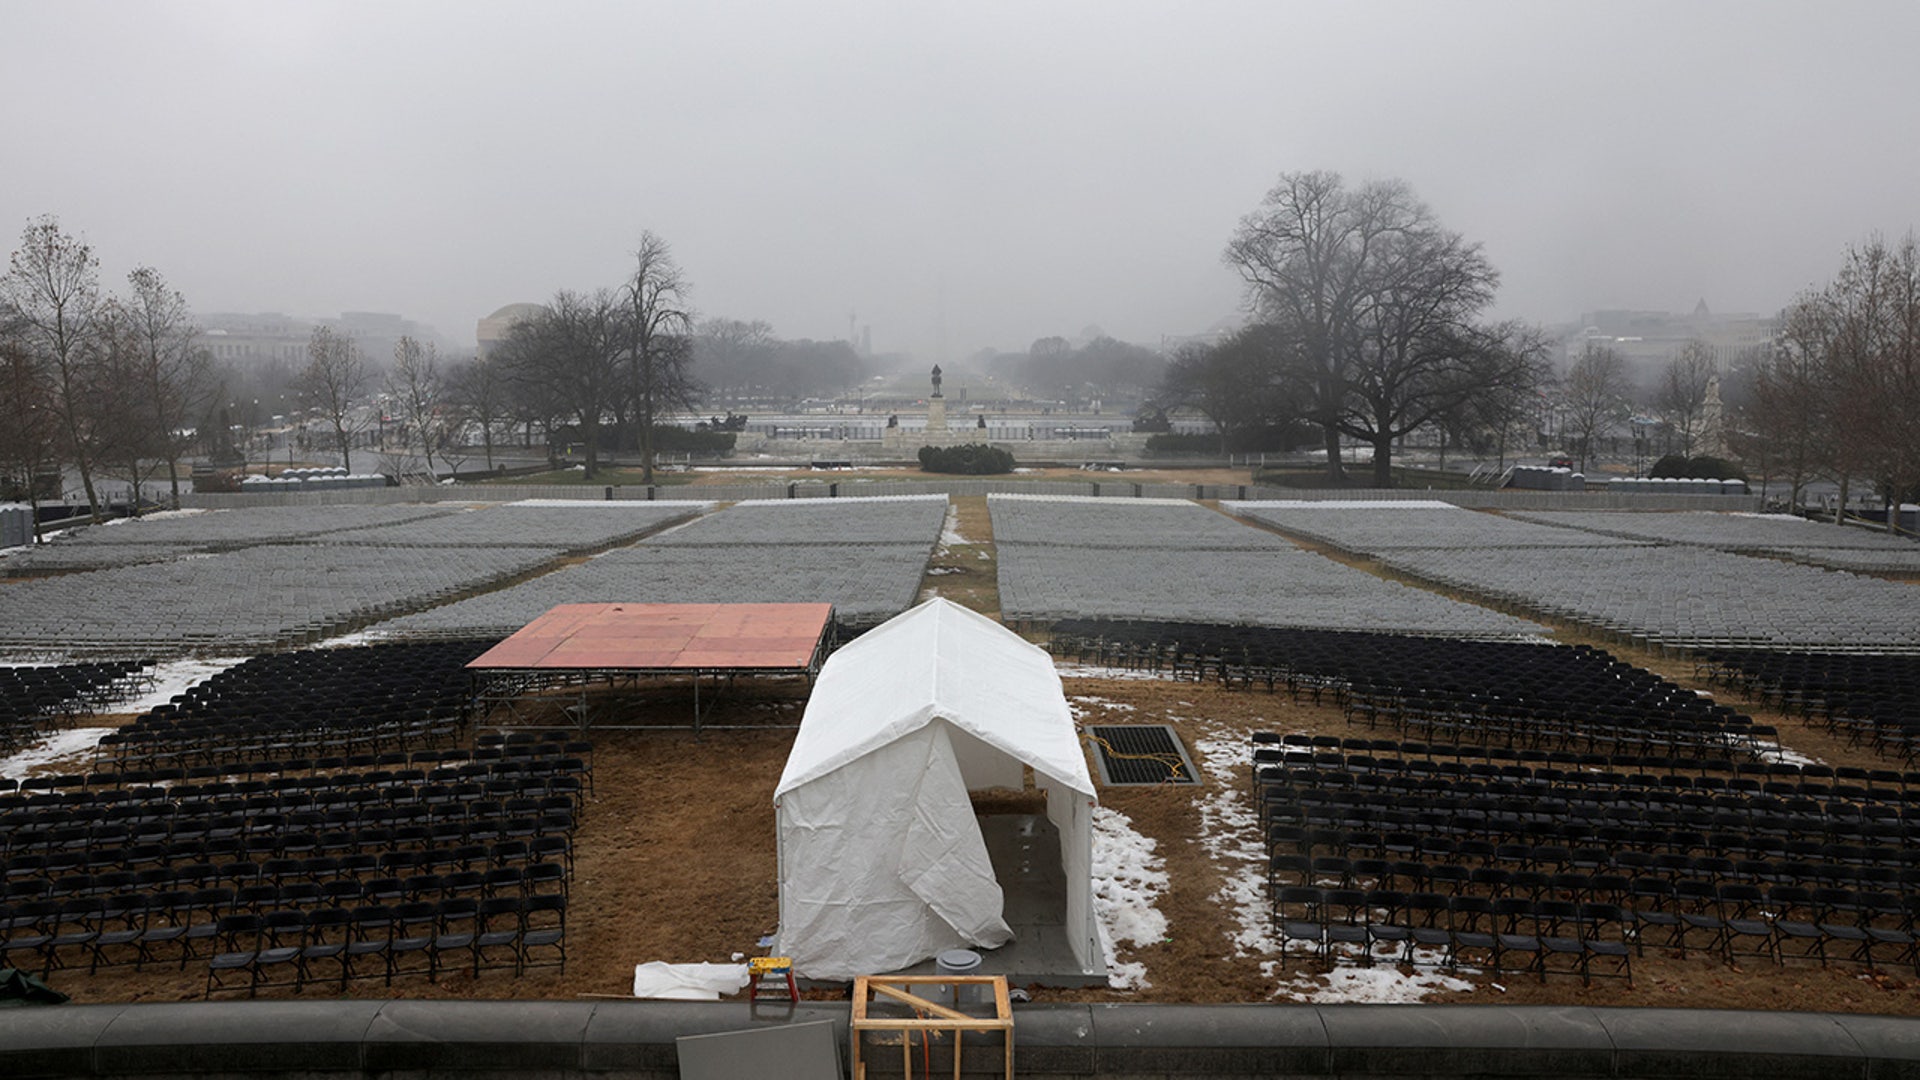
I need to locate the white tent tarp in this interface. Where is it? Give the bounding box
[773,597,1098,981]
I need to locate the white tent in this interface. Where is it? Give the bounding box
[773,597,1099,981]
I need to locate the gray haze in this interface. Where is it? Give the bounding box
[4,0,1916,358]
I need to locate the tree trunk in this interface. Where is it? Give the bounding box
[580,414,599,479]
[1321,422,1345,484]
[1371,434,1394,488]
[639,397,656,485]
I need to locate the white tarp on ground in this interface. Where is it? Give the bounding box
[773,597,1098,981]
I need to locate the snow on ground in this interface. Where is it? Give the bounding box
[1067,695,1136,720]
[938,503,970,550]
[1,727,115,782]
[1754,741,1825,768]
[1090,805,1168,989]
[1272,961,1474,1004]
[1053,662,1177,682]
[1191,727,1475,1004]
[118,656,246,714]
[317,628,396,648]
[1191,732,1280,955]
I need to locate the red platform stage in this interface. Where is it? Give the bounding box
[466,602,835,730]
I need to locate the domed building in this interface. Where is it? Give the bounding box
[475,302,545,359]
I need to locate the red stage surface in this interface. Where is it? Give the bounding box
[467,602,834,672]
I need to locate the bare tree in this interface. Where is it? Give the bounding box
[0,318,58,540]
[1226,171,1516,485]
[1458,340,1552,471]
[1747,316,1830,508]
[1154,325,1296,454]
[1560,342,1630,474]
[300,325,369,473]
[617,231,699,484]
[91,299,167,510]
[448,354,511,471]
[386,336,446,481]
[693,317,775,399]
[121,266,207,508]
[1658,340,1717,458]
[495,290,624,479]
[2,216,108,518]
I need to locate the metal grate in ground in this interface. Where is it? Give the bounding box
[1086,724,1200,786]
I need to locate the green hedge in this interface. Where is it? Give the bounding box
[649,427,737,454]
[1650,454,1747,481]
[918,443,1015,474]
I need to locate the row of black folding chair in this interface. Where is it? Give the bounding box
[202,894,564,996]
[1262,794,1920,856]
[1253,733,1906,788]
[4,814,575,892]
[1631,881,1918,972]
[5,834,571,893]
[1253,752,1920,810]
[1273,816,1920,876]
[1266,828,1920,894]
[96,722,464,771]
[1267,844,1920,908]
[1270,886,1632,987]
[1258,783,1920,843]
[4,807,576,864]
[3,785,578,848]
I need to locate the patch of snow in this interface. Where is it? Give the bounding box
[1273,960,1473,1003]
[1091,805,1168,989]
[1075,691,1128,718]
[315,628,395,648]
[1053,662,1177,682]
[1,727,114,781]
[1752,741,1825,768]
[118,657,246,714]
[926,566,962,576]
[938,502,970,549]
[1191,732,1279,955]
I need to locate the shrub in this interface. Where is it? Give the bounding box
[918,443,1015,474]
[649,426,737,454]
[1649,454,1747,482]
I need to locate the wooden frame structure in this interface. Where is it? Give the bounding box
[850,974,1012,1080]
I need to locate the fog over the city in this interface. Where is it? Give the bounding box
[3,0,1916,358]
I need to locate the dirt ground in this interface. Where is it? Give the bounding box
[19,495,1920,1015]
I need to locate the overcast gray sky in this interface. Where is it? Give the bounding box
[3,1,1916,359]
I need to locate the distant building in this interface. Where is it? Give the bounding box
[197,311,445,368]
[1565,301,1775,374]
[476,303,545,359]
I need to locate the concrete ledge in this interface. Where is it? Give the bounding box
[92,1000,386,1076]
[5,1001,1920,1078]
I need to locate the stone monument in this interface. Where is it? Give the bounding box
[926,364,948,433]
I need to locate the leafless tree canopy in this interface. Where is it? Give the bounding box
[1748,234,1920,523]
[1658,341,1717,459]
[618,231,699,484]
[300,324,369,474]
[1218,171,1546,485]
[1560,342,1630,474]
[2,216,109,518]
[386,335,446,480]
